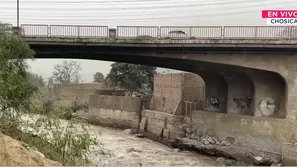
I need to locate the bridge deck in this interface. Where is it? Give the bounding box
[24,37,297,48]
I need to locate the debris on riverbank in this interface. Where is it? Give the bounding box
[173,137,282,166]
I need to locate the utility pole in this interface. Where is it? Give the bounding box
[17,0,19,27]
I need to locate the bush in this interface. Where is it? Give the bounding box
[32,115,100,165]
[52,105,73,120]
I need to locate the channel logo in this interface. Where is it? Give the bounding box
[262,10,297,25]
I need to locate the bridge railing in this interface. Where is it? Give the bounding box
[21,24,49,37]
[49,25,109,38]
[17,24,297,39]
[117,26,159,38]
[224,26,292,39]
[159,26,222,39]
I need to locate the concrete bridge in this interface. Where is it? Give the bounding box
[18,24,297,164]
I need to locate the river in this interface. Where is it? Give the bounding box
[20,114,219,166]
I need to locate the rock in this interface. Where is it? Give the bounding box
[123,129,135,134]
[131,152,140,157]
[175,137,281,166]
[215,141,221,145]
[225,137,235,144]
[126,147,141,153]
[135,134,144,138]
[255,156,263,162]
[173,148,180,152]
[185,128,192,133]
[216,157,226,164]
[0,133,62,166]
[213,136,219,143]
[204,141,210,145]
[104,160,110,165]
[186,133,191,138]
[225,159,237,166]
[208,137,215,144]
[33,150,45,158]
[126,148,134,153]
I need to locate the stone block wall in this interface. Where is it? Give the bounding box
[150,73,204,115]
[139,110,185,140]
[76,95,141,129]
[43,83,105,106]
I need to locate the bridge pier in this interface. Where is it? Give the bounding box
[197,72,228,113]
[223,72,254,116]
[246,70,287,118]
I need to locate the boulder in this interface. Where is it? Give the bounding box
[123,129,135,134]
[216,157,226,164]
[0,133,62,166]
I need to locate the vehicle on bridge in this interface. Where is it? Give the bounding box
[135,30,196,39]
[164,30,196,39]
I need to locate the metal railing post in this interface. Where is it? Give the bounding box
[221,26,225,39]
[254,26,258,39]
[48,25,50,37]
[77,26,80,38]
[289,26,292,39]
[137,27,139,37]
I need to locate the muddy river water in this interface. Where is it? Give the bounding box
[21,114,219,166]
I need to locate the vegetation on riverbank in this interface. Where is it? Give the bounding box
[0,22,105,165]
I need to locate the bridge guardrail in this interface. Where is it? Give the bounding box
[224,26,293,39]
[21,24,49,37]
[117,26,159,38]
[159,26,222,39]
[16,24,297,39]
[50,25,109,38]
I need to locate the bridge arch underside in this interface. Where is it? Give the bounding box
[34,49,287,119]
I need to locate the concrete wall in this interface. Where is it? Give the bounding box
[150,73,204,115]
[76,95,141,129]
[45,83,105,106]
[48,83,104,90]
[189,110,290,154]
[139,110,185,140]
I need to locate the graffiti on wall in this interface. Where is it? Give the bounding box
[206,97,223,111]
[260,97,276,116]
[232,97,252,109]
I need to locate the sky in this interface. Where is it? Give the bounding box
[1,0,297,82]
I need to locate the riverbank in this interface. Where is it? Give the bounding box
[87,125,219,166]
[19,114,220,166]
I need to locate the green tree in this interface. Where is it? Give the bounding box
[106,63,156,95]
[0,23,36,114]
[0,23,103,165]
[52,60,81,83]
[93,72,105,83]
[26,72,45,87]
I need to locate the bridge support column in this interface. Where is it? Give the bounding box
[198,72,228,113]
[248,71,287,118]
[109,28,117,39]
[223,72,254,116]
